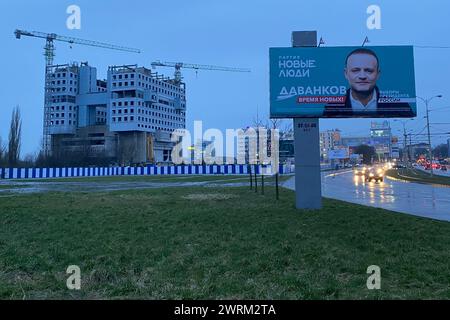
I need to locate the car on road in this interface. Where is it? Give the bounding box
[425,161,442,170]
[383,162,394,170]
[365,168,384,183]
[354,166,368,176]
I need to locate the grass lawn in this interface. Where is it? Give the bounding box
[0,185,27,190]
[386,169,450,186]
[0,185,449,299]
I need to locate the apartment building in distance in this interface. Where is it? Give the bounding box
[319,129,341,162]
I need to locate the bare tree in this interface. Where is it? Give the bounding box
[0,136,6,166]
[269,119,281,200]
[251,106,266,163]
[280,121,293,139]
[8,106,22,167]
[270,119,280,130]
[22,153,36,168]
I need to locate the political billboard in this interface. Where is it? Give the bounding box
[270,46,416,118]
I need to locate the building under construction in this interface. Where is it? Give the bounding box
[14,30,249,165]
[46,62,186,164]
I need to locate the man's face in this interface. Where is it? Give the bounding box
[344,53,380,94]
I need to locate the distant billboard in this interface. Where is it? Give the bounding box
[270,46,416,118]
[328,148,350,160]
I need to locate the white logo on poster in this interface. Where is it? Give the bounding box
[366,265,381,290]
[170,121,280,170]
[66,265,81,290]
[367,5,382,30]
[66,5,81,30]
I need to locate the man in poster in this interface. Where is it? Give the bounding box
[323,48,414,117]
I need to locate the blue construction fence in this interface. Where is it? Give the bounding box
[0,164,294,180]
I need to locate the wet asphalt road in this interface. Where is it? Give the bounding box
[283,170,450,222]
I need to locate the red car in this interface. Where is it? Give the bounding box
[425,162,442,170]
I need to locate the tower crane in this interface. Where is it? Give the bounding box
[150,61,251,85]
[14,29,141,155]
[14,29,141,67]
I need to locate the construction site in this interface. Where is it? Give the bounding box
[14,29,248,165]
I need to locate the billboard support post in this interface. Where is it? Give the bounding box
[292,31,322,210]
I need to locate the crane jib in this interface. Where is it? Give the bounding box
[14,29,140,54]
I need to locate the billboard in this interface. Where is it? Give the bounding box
[270,46,416,118]
[328,148,350,160]
[392,151,400,159]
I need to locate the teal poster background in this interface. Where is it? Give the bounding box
[269,46,416,118]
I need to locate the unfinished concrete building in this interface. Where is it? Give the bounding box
[46,62,187,164]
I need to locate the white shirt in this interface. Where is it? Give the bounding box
[349,89,377,112]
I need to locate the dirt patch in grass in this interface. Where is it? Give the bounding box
[182,193,237,201]
[117,194,165,201]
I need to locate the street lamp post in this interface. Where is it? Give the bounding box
[409,133,412,161]
[394,119,414,166]
[425,101,433,176]
[254,153,259,193]
[417,95,443,177]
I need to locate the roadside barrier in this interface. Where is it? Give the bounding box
[0,164,294,180]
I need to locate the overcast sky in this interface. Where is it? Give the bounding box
[1,0,449,156]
